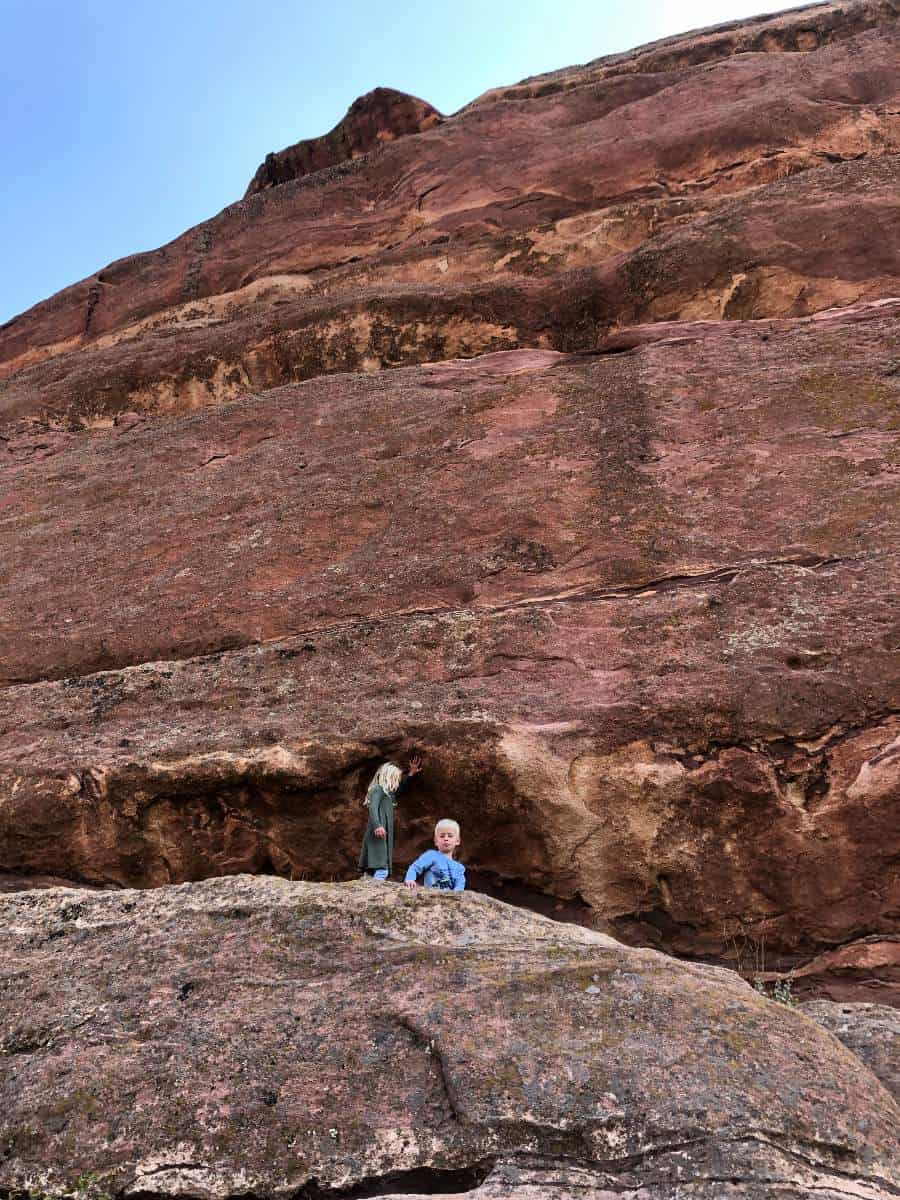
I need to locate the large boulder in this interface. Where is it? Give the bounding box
[1,877,897,1199]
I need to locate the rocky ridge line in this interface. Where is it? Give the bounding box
[243,87,443,197]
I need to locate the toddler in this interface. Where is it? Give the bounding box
[404,819,465,891]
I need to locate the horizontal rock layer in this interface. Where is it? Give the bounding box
[1,302,897,986]
[1,2,899,424]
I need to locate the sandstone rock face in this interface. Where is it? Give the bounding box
[1,301,898,988]
[1,2,899,420]
[0,1,899,1002]
[1,878,897,1199]
[243,87,443,197]
[802,999,900,1099]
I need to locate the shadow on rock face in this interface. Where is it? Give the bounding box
[0,734,556,899]
[2,712,899,1006]
[6,671,894,1003]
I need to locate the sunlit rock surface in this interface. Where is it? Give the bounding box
[244,87,443,197]
[1,1,899,420]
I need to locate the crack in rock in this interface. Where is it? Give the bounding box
[0,552,862,691]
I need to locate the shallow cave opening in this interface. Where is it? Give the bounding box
[126,1162,496,1200]
[3,742,860,997]
[465,870,595,928]
[4,742,585,929]
[295,1160,496,1198]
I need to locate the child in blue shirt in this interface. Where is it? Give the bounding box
[404,819,466,892]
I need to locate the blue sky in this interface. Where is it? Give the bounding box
[2,0,774,324]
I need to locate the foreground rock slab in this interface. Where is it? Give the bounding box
[0,878,897,1199]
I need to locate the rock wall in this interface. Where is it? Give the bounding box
[0,1,898,1002]
[1,305,898,989]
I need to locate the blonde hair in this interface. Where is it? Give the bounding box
[364,761,403,804]
[435,819,460,837]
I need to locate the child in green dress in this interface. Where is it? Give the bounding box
[358,755,422,880]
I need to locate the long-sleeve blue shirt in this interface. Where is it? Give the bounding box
[404,849,466,891]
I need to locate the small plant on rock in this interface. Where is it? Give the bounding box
[772,977,797,1007]
[752,975,797,1007]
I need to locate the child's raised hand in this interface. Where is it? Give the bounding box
[407,755,423,776]
[374,826,387,839]
[404,880,417,890]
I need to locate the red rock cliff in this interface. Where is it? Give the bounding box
[0,0,898,1002]
[243,86,443,197]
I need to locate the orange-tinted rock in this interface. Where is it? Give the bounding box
[1,4,898,416]
[0,879,896,1199]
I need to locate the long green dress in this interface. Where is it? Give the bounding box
[358,780,404,875]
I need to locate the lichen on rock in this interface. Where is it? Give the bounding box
[0,878,897,1199]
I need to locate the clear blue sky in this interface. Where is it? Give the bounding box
[2,0,776,325]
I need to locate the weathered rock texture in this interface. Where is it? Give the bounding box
[1,878,897,1199]
[802,999,900,1098]
[0,1,899,1001]
[244,87,443,197]
[1,297,898,988]
[761,934,900,1003]
[2,1,899,420]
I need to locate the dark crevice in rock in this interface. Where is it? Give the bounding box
[0,870,105,894]
[579,340,640,357]
[393,1013,464,1123]
[127,1161,496,1200]
[83,282,104,335]
[181,229,214,303]
[466,870,595,928]
[416,183,443,212]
